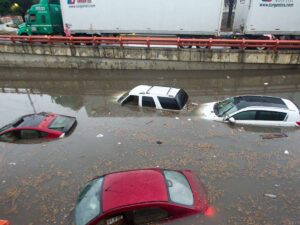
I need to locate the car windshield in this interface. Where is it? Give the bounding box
[163,170,194,206]
[48,116,73,132]
[75,177,104,225]
[214,97,239,117]
[117,92,129,103]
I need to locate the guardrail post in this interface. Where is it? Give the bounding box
[10,36,15,44]
[208,38,212,49]
[147,37,150,48]
[47,36,52,45]
[177,37,180,48]
[119,37,123,47]
[274,39,279,51]
[92,36,96,46]
[241,38,246,50]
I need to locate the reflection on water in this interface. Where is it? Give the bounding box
[0,67,300,118]
[0,67,300,225]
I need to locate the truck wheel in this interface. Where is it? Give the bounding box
[179,44,192,49]
[20,34,29,43]
[256,46,266,51]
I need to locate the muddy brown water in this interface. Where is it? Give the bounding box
[0,67,300,225]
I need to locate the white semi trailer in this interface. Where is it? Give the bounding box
[60,0,224,37]
[233,0,300,39]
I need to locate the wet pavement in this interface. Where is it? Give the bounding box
[0,67,300,225]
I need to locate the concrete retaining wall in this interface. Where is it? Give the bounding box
[0,43,300,70]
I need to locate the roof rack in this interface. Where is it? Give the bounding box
[146,86,154,94]
[166,87,173,95]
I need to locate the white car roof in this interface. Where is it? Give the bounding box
[129,85,180,98]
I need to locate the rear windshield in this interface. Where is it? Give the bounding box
[175,89,188,109]
[75,177,104,225]
[48,116,73,132]
[158,89,188,110]
[163,170,194,206]
[14,114,46,128]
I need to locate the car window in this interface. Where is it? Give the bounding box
[20,130,41,139]
[30,14,36,22]
[133,208,169,225]
[122,95,139,106]
[256,111,287,121]
[41,15,46,23]
[142,96,156,108]
[163,170,194,206]
[49,116,74,132]
[75,177,104,225]
[0,131,19,142]
[158,97,180,110]
[233,110,256,120]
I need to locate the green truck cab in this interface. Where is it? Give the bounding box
[17,0,64,36]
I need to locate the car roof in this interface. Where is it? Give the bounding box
[129,85,181,98]
[14,112,56,129]
[102,169,168,212]
[233,96,291,111]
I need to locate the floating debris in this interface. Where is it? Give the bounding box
[8,162,16,166]
[175,117,179,120]
[284,150,289,155]
[145,120,153,125]
[264,82,269,86]
[187,118,192,121]
[96,133,104,138]
[117,142,122,145]
[226,75,231,79]
[274,184,280,187]
[191,102,198,106]
[156,141,163,145]
[260,133,288,139]
[265,193,277,198]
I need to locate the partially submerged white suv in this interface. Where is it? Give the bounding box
[200,95,300,127]
[118,85,188,111]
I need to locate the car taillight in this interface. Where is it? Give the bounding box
[296,122,300,126]
[204,206,216,217]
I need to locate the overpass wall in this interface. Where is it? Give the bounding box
[0,43,300,70]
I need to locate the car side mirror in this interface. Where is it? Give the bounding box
[228,117,236,123]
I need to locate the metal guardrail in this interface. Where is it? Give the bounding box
[0,35,300,50]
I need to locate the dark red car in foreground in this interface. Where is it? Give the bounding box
[75,168,209,225]
[0,112,76,142]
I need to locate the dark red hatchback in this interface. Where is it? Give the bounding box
[0,112,76,143]
[75,168,208,225]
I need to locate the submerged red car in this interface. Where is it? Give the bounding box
[0,112,76,142]
[75,168,209,225]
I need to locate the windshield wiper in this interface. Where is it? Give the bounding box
[220,105,234,117]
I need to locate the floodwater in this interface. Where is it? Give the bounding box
[0,67,300,225]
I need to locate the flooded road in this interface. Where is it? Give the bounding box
[0,67,300,225]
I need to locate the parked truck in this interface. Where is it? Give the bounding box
[18,0,224,37]
[17,0,300,40]
[233,0,300,39]
[17,0,63,36]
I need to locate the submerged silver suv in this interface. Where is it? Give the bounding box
[200,95,300,127]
